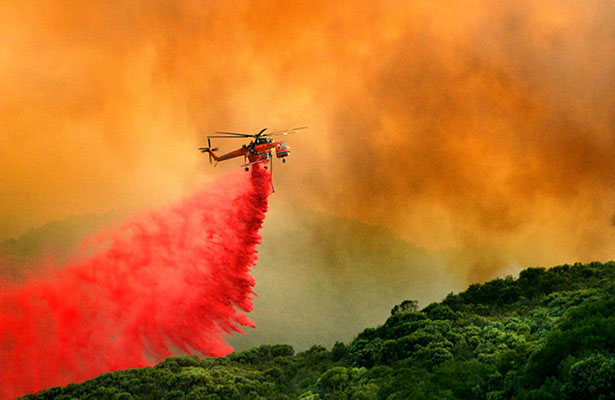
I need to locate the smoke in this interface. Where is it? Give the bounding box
[1,1,614,308]
[0,166,270,399]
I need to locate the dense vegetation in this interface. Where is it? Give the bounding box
[21,261,615,399]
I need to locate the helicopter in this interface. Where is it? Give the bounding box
[199,126,306,171]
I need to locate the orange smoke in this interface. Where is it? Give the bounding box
[1,0,614,283]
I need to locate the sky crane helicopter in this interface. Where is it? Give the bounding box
[199,126,306,191]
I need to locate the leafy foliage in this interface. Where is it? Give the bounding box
[20,261,615,400]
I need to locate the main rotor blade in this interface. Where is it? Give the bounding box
[214,131,255,137]
[263,126,307,136]
[208,135,252,139]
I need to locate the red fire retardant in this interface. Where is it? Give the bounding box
[0,166,271,399]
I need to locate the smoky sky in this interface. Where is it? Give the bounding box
[1,0,614,283]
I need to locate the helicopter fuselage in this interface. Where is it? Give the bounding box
[209,140,290,164]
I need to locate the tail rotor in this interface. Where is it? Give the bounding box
[198,137,219,164]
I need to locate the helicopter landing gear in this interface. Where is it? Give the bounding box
[282,158,286,163]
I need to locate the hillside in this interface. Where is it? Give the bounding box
[20,261,615,400]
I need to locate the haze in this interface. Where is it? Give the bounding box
[1,1,613,305]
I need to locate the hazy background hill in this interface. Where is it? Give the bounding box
[0,212,121,280]
[232,206,457,350]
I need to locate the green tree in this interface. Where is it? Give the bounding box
[391,300,418,316]
[565,354,615,400]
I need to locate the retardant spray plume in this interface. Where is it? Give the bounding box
[0,166,271,399]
